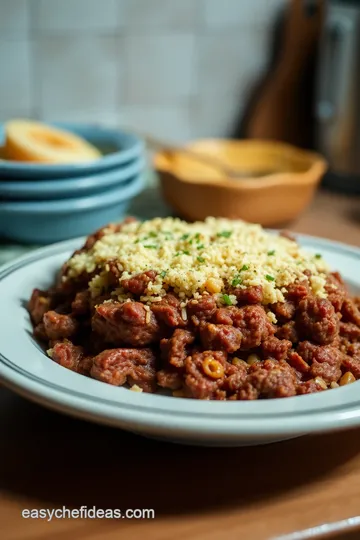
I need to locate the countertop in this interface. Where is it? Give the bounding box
[1,187,360,540]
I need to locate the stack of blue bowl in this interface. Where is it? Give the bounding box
[0,123,145,244]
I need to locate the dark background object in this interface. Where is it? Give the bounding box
[234,0,324,150]
[316,0,360,194]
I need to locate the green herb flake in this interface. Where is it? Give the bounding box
[181,233,189,240]
[183,250,190,255]
[148,231,157,238]
[265,274,275,281]
[197,256,205,263]
[222,294,232,306]
[134,239,140,244]
[160,271,167,278]
[217,230,232,238]
[231,276,242,287]
[240,264,249,271]
[144,244,158,249]
[315,253,322,259]
[267,250,275,256]
[197,244,205,250]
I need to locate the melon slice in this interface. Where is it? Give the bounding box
[4,120,101,164]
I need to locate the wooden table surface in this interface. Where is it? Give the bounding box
[1,189,360,540]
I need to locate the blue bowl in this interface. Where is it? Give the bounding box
[0,173,144,244]
[0,157,145,200]
[0,123,144,179]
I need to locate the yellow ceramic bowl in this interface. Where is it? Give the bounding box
[155,139,328,226]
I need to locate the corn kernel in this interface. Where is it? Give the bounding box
[340,372,356,386]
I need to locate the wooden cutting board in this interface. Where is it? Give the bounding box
[244,0,324,149]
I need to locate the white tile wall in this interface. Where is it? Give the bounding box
[197,30,269,97]
[124,34,196,105]
[0,0,29,37]
[0,40,32,111]
[120,0,200,30]
[118,105,192,143]
[190,94,243,139]
[203,0,285,29]
[38,109,121,128]
[33,0,120,33]
[0,0,287,141]
[34,36,122,116]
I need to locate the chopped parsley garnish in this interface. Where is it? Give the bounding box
[197,244,205,249]
[265,274,275,281]
[183,250,190,255]
[197,256,205,263]
[267,250,275,256]
[144,244,157,249]
[134,239,140,244]
[217,230,232,238]
[148,231,157,238]
[315,253,322,259]
[240,264,249,271]
[181,233,189,240]
[195,233,201,241]
[231,276,242,287]
[160,271,167,278]
[222,294,232,306]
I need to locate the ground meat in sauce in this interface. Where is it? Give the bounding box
[271,301,296,322]
[43,311,79,341]
[29,223,360,401]
[157,368,183,390]
[285,281,311,303]
[186,295,217,325]
[339,322,360,341]
[342,356,360,379]
[71,290,90,316]
[28,289,52,325]
[296,297,338,344]
[236,360,298,400]
[231,305,275,350]
[92,301,161,346]
[262,336,292,361]
[325,272,347,312]
[230,285,263,305]
[287,351,310,373]
[51,340,92,375]
[90,347,157,392]
[151,294,186,328]
[341,299,360,326]
[34,322,48,342]
[199,322,242,353]
[121,270,157,296]
[276,321,299,343]
[160,328,195,368]
[183,351,229,400]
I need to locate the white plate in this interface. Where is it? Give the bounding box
[0,235,359,447]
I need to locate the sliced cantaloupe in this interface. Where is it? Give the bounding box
[4,120,101,164]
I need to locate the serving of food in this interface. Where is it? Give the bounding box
[27,217,360,401]
[1,120,101,164]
